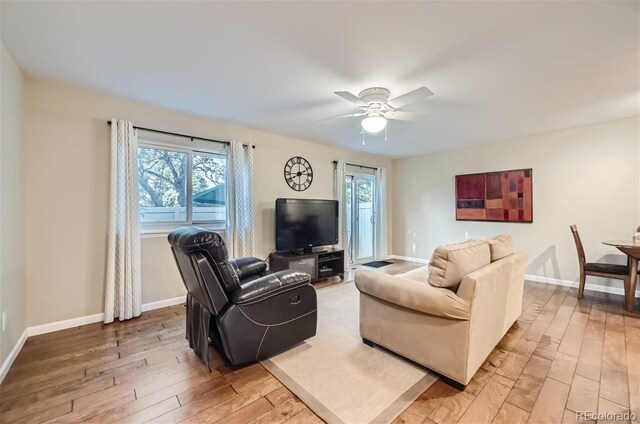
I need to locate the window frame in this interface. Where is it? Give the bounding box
[137,138,227,233]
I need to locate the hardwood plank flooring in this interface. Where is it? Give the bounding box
[492,402,529,424]
[527,377,571,424]
[2,261,639,423]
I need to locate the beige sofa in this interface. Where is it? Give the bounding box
[355,236,527,386]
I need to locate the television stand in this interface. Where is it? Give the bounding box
[269,248,345,282]
[290,247,328,255]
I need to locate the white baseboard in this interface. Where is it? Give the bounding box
[27,295,186,337]
[0,328,28,384]
[524,274,639,297]
[390,255,639,298]
[0,294,186,384]
[28,312,105,337]
[141,295,186,312]
[389,255,429,264]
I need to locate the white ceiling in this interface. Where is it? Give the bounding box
[2,1,638,157]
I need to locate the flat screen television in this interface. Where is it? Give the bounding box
[275,198,339,252]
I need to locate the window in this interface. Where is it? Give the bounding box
[137,142,226,229]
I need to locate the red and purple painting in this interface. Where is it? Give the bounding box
[455,169,532,223]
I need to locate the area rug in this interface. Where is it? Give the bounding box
[361,260,394,268]
[261,282,437,424]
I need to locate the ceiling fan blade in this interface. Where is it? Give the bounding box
[334,91,368,107]
[387,87,434,109]
[387,111,428,122]
[317,111,367,122]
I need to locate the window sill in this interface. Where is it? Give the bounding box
[141,226,225,237]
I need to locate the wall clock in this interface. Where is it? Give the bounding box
[284,156,313,191]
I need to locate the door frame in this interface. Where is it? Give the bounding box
[345,172,375,264]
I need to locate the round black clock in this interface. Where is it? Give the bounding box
[284,156,313,191]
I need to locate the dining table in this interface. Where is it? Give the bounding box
[602,239,640,312]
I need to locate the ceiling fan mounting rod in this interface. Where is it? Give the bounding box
[358,87,391,105]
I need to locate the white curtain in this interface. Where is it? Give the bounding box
[104,120,142,324]
[225,140,255,257]
[374,167,389,260]
[333,160,348,265]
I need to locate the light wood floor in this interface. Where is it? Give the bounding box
[1,261,638,424]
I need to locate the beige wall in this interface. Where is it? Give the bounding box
[392,117,640,291]
[23,79,392,326]
[0,43,27,364]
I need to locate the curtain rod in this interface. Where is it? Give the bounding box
[106,121,255,149]
[332,160,378,171]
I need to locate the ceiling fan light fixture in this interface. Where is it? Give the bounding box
[361,116,387,134]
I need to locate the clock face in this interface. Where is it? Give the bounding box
[284,156,313,191]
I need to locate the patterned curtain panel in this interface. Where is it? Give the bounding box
[374,167,389,260]
[225,140,255,257]
[104,120,142,324]
[333,160,348,266]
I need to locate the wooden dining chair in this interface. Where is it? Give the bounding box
[570,225,630,299]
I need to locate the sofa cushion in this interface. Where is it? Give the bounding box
[487,234,513,262]
[399,265,429,283]
[355,270,471,320]
[428,240,491,289]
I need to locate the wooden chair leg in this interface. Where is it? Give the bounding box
[578,272,586,299]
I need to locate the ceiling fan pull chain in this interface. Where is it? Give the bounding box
[384,125,388,142]
[361,129,366,146]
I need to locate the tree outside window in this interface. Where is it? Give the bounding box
[137,145,226,224]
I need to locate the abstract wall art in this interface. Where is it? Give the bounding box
[455,169,533,223]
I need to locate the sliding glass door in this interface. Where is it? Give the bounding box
[345,174,375,264]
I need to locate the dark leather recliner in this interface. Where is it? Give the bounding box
[168,226,317,367]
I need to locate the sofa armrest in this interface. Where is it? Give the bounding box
[456,252,527,308]
[354,270,470,320]
[230,257,267,281]
[232,270,311,305]
[455,252,527,380]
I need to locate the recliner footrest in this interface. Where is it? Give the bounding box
[217,283,317,364]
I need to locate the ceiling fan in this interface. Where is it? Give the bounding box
[321,86,434,134]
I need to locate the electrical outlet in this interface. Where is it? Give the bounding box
[2,311,6,332]
[465,231,470,240]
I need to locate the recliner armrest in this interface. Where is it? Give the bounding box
[232,270,311,305]
[230,257,267,281]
